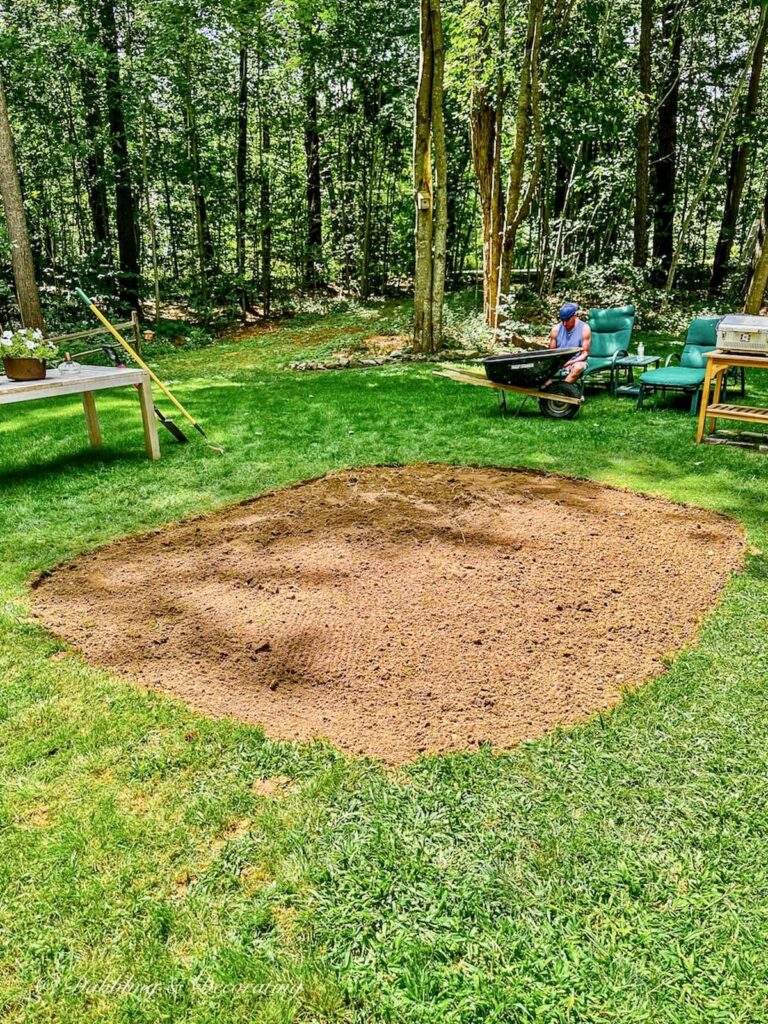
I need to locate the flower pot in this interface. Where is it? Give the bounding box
[2,356,47,381]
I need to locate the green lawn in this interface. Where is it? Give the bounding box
[3,304,768,1023]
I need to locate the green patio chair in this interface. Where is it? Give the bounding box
[582,305,636,392]
[636,316,721,414]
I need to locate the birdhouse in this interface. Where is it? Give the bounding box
[416,191,432,211]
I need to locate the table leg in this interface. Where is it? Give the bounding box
[81,391,102,447]
[695,359,716,443]
[137,376,161,460]
[709,368,725,435]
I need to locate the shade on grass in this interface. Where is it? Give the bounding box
[2,302,768,1023]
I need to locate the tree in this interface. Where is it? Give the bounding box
[413,0,447,352]
[710,7,768,294]
[235,41,249,313]
[496,0,543,321]
[469,0,505,325]
[0,68,45,330]
[744,183,768,314]
[298,8,323,288]
[633,0,653,267]
[666,3,768,292]
[99,0,140,309]
[651,0,682,273]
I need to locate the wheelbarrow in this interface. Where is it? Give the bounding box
[434,347,584,419]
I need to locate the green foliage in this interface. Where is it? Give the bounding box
[558,261,728,334]
[0,327,58,360]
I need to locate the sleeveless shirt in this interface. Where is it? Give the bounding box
[555,319,586,350]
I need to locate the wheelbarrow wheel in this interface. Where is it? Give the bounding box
[538,381,581,420]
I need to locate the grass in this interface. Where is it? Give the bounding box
[2,300,768,1022]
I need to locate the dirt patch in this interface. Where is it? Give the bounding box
[33,465,743,763]
[252,775,295,798]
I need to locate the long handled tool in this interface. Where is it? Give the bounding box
[75,288,224,452]
[60,343,189,443]
[101,345,190,443]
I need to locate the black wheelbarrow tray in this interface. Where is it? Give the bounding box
[433,347,584,419]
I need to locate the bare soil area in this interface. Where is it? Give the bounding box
[33,465,744,762]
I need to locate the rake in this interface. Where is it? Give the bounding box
[75,289,224,453]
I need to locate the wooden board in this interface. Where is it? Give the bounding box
[433,366,582,405]
[702,403,768,425]
[0,365,146,406]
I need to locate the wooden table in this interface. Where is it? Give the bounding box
[0,365,160,460]
[696,351,768,444]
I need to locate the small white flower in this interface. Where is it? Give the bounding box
[1,338,11,347]
[33,329,43,340]
[25,340,37,351]
[1,331,12,340]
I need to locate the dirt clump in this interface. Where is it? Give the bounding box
[33,465,744,763]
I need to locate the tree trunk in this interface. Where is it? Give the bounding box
[469,88,500,323]
[666,4,768,292]
[469,0,505,325]
[236,43,249,314]
[183,69,214,291]
[429,0,448,345]
[497,0,544,323]
[140,105,160,316]
[413,0,435,350]
[360,138,378,300]
[633,0,652,267]
[80,68,111,252]
[259,112,272,316]
[744,184,768,314]
[413,0,447,352]
[710,9,768,294]
[99,0,140,309]
[0,70,45,330]
[302,29,322,289]
[157,124,180,281]
[547,142,581,293]
[651,0,682,273]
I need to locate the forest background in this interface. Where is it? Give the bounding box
[0,0,766,347]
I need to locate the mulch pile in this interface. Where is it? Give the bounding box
[33,465,744,762]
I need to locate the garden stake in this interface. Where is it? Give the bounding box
[75,288,224,453]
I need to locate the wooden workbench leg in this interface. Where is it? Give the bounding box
[138,376,161,460]
[81,391,102,447]
[709,368,725,435]
[695,360,716,443]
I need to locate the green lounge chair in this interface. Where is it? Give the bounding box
[636,316,721,414]
[582,305,636,392]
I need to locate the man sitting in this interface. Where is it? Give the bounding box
[549,302,591,383]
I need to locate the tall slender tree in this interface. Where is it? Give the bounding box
[99,0,140,308]
[299,10,323,288]
[496,0,543,321]
[666,3,768,291]
[469,0,505,325]
[0,68,45,330]
[651,0,682,272]
[710,8,768,294]
[744,182,768,314]
[80,66,111,252]
[235,40,249,313]
[413,0,447,352]
[633,0,653,267]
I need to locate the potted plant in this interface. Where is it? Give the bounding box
[1,328,59,381]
